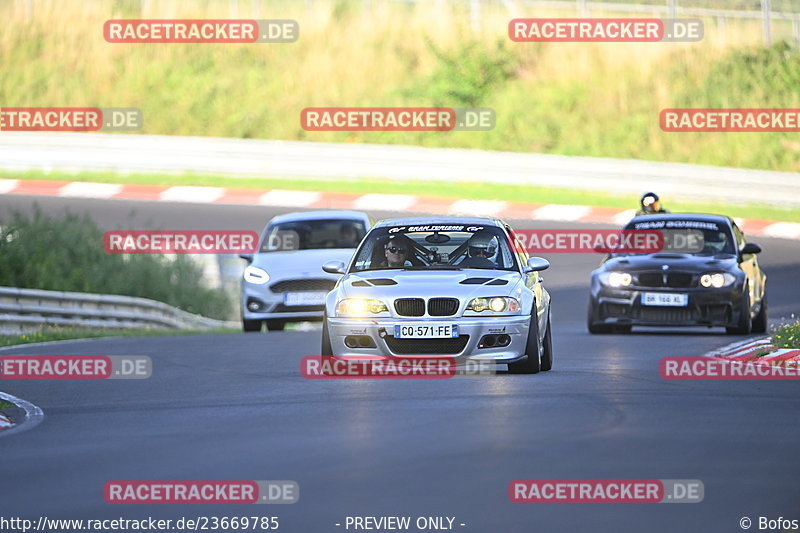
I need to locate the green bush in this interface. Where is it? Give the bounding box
[0,208,232,320]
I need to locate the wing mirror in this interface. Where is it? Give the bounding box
[524,257,550,273]
[741,242,761,255]
[322,260,347,275]
[238,253,253,263]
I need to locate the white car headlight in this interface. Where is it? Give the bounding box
[336,298,388,317]
[244,265,270,285]
[466,297,520,313]
[700,272,735,288]
[600,271,632,287]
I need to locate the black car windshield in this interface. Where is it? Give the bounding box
[351,224,518,272]
[616,219,737,256]
[260,219,366,252]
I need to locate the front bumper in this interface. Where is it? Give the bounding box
[589,283,745,327]
[327,315,531,362]
[241,286,326,322]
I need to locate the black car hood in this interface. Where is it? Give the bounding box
[601,253,739,273]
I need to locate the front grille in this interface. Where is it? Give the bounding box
[395,298,425,317]
[272,304,325,313]
[635,308,699,322]
[428,298,459,316]
[636,272,694,288]
[602,303,630,317]
[384,335,470,355]
[270,279,336,293]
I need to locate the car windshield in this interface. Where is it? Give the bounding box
[615,219,737,256]
[260,219,366,252]
[351,224,518,272]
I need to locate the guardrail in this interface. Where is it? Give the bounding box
[0,286,238,335]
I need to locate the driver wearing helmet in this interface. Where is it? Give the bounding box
[460,232,498,269]
[636,192,669,216]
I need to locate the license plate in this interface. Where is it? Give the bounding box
[283,292,327,306]
[394,324,459,339]
[641,293,688,307]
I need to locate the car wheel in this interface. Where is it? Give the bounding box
[266,320,286,332]
[508,312,541,374]
[540,312,554,372]
[726,289,752,335]
[321,313,333,356]
[587,302,612,334]
[751,291,768,334]
[612,325,632,334]
[242,319,262,332]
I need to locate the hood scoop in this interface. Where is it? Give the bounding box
[460,277,509,286]
[351,278,398,287]
[650,253,686,259]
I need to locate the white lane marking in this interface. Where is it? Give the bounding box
[159,186,225,203]
[531,204,591,221]
[0,391,44,438]
[0,179,19,194]
[704,336,770,357]
[448,199,507,216]
[762,222,800,240]
[353,194,417,212]
[59,181,123,199]
[612,209,638,226]
[258,189,321,207]
[757,348,799,361]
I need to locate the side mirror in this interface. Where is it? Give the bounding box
[524,257,550,273]
[239,253,253,263]
[741,243,761,255]
[322,260,347,275]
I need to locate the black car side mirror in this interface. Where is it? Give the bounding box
[239,253,254,263]
[741,243,761,255]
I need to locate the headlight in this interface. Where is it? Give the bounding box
[700,272,735,288]
[335,298,388,317]
[600,271,632,287]
[466,297,520,313]
[243,266,270,284]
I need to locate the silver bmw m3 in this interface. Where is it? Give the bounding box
[320,217,553,374]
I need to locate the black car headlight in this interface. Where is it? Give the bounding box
[599,272,632,288]
[699,273,736,288]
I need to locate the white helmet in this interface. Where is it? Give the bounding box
[468,232,497,257]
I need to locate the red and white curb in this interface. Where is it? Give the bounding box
[0,413,14,430]
[1,178,799,239]
[705,337,800,365]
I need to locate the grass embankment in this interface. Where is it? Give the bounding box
[0,209,233,320]
[772,321,800,349]
[1,1,799,172]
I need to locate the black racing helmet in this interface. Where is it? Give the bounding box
[640,192,661,213]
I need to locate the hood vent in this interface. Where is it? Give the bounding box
[351,278,398,287]
[460,278,509,286]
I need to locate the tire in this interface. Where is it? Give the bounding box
[242,319,262,332]
[321,313,333,356]
[266,320,286,332]
[726,289,752,335]
[612,324,632,334]
[508,312,541,374]
[751,291,768,334]
[587,301,612,334]
[540,312,554,372]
